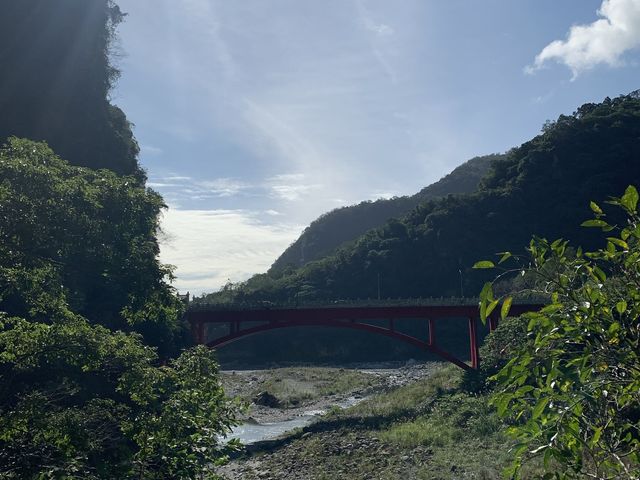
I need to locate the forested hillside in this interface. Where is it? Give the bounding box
[0,0,141,179]
[270,154,498,272]
[202,92,640,305]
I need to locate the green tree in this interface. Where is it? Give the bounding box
[478,186,640,479]
[0,315,240,479]
[0,139,241,478]
[0,138,186,357]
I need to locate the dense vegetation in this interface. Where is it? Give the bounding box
[200,92,640,306]
[478,187,640,479]
[0,0,141,179]
[0,2,240,477]
[270,154,497,272]
[0,139,185,357]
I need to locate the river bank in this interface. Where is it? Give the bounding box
[221,362,438,426]
[217,363,537,479]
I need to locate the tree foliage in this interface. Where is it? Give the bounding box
[0,314,239,479]
[0,139,241,478]
[478,186,640,479]
[0,138,186,356]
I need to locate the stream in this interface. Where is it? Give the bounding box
[224,396,364,444]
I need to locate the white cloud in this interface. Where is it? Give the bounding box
[362,15,394,37]
[266,173,321,201]
[355,0,398,82]
[165,175,193,181]
[369,191,397,200]
[526,0,640,78]
[159,207,302,295]
[197,178,250,197]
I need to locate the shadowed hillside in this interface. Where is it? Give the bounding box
[270,155,498,273]
[0,0,142,179]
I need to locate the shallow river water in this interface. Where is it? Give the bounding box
[224,397,363,444]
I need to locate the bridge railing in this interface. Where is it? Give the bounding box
[186,294,548,312]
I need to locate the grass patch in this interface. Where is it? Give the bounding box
[319,364,540,479]
[347,363,459,419]
[380,393,504,448]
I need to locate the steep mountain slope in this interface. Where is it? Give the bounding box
[204,91,640,304]
[270,154,498,272]
[0,0,141,178]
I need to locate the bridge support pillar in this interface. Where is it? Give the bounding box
[468,317,479,369]
[428,318,435,346]
[488,316,498,333]
[192,320,205,345]
[229,320,240,335]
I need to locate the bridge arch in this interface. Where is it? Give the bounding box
[205,318,471,370]
[188,303,541,370]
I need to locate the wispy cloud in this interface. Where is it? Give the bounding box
[355,0,398,83]
[526,0,640,78]
[266,173,321,201]
[183,0,236,80]
[197,178,250,197]
[241,99,328,172]
[159,206,302,294]
[149,172,321,204]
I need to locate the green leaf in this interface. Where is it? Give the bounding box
[473,260,495,269]
[616,300,627,314]
[608,322,621,335]
[479,282,494,302]
[501,296,513,320]
[495,395,510,416]
[607,237,628,250]
[581,219,609,228]
[532,397,549,419]
[592,266,607,283]
[479,282,496,323]
[497,252,512,264]
[485,299,500,320]
[590,201,603,214]
[621,185,639,212]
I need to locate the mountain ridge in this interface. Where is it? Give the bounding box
[270,154,500,273]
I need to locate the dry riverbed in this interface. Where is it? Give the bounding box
[217,362,523,479]
[220,362,439,424]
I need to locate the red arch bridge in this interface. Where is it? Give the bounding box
[187,304,541,370]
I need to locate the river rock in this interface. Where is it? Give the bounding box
[253,391,281,408]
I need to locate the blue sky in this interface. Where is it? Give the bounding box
[113,0,640,294]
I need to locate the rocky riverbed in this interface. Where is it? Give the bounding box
[220,361,440,425]
[217,362,459,479]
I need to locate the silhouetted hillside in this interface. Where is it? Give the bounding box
[0,0,142,179]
